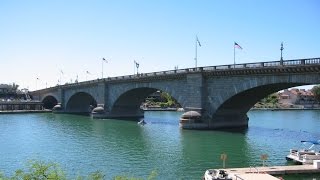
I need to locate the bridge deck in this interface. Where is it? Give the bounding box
[31,57,320,92]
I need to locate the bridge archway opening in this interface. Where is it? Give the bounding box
[66,92,97,115]
[212,83,312,124]
[42,95,58,109]
[143,90,181,109]
[110,88,181,118]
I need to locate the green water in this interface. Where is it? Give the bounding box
[0,110,319,179]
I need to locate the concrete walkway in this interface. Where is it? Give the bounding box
[233,173,281,180]
[224,164,320,175]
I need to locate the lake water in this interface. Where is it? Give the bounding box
[0,110,319,179]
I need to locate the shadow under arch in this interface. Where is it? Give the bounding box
[110,87,181,119]
[42,95,58,109]
[66,92,97,115]
[212,82,309,125]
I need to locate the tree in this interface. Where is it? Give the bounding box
[311,85,320,102]
[0,160,157,180]
[160,92,179,107]
[12,83,19,91]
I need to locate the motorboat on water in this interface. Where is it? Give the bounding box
[203,169,233,180]
[286,140,320,164]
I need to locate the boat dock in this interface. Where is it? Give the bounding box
[0,109,51,114]
[224,164,320,175]
[203,164,320,180]
[233,173,280,180]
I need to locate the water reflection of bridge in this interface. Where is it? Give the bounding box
[31,58,320,130]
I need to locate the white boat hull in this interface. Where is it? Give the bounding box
[286,149,320,165]
[203,170,233,180]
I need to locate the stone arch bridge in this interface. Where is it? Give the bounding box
[31,58,320,130]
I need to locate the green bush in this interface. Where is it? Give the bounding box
[312,85,320,102]
[0,160,157,180]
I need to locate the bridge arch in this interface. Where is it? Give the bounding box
[206,72,320,128]
[66,92,97,114]
[212,83,305,121]
[42,95,58,109]
[109,87,182,118]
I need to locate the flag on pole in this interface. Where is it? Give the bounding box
[234,42,243,49]
[102,58,108,63]
[86,71,90,74]
[60,70,64,74]
[134,60,139,68]
[196,36,201,47]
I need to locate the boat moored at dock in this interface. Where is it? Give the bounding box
[286,140,320,164]
[203,169,233,180]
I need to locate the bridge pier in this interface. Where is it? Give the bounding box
[91,104,144,120]
[179,109,249,130]
[52,103,64,113]
[208,112,249,129]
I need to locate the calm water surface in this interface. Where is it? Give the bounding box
[0,110,319,179]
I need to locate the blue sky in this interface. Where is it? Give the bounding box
[1,0,319,90]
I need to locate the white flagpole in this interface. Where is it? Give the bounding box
[234,42,236,68]
[102,58,108,79]
[133,60,136,75]
[102,59,104,79]
[136,61,139,75]
[195,36,198,68]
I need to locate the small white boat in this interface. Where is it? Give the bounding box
[137,119,146,125]
[203,169,233,180]
[286,140,320,164]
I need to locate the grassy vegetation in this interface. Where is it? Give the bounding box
[254,93,279,108]
[0,160,157,180]
[145,92,180,108]
[311,85,320,102]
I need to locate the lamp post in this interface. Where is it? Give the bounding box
[36,77,40,101]
[60,70,64,85]
[134,60,139,75]
[36,78,39,90]
[76,75,79,83]
[280,42,284,65]
[86,71,90,81]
